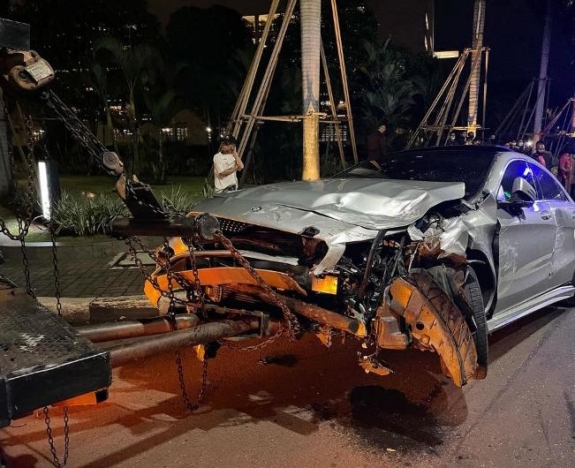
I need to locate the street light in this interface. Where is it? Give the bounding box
[37,160,61,221]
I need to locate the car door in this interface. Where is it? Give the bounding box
[529,162,575,288]
[494,160,556,313]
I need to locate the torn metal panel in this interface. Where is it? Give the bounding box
[408,217,469,260]
[388,270,478,387]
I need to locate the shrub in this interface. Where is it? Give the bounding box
[51,191,128,236]
[161,185,200,215]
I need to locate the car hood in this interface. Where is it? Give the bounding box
[195,178,465,232]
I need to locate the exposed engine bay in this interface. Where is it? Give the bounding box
[143,204,483,388]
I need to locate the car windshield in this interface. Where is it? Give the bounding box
[339,148,500,200]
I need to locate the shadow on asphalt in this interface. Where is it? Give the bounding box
[7,308,568,467]
[1,335,470,468]
[97,336,466,462]
[488,306,569,364]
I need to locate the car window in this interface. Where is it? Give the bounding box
[528,163,569,201]
[340,149,497,200]
[498,160,538,201]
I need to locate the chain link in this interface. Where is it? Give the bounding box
[3,97,71,467]
[43,91,108,171]
[124,237,192,308]
[216,232,301,341]
[43,406,69,468]
[175,353,209,412]
[50,225,63,316]
[0,102,37,245]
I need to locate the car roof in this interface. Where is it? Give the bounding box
[393,145,511,156]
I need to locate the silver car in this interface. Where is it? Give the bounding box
[147,146,575,387]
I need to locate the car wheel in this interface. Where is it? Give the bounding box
[460,266,488,379]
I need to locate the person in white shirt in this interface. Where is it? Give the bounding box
[213,135,244,193]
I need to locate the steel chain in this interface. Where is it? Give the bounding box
[186,238,205,308]
[124,237,192,308]
[215,232,300,341]
[43,406,69,468]
[175,352,209,412]
[0,102,37,242]
[50,225,63,316]
[162,237,177,318]
[44,91,107,169]
[162,238,210,413]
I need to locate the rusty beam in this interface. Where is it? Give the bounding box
[107,320,259,367]
[221,284,367,337]
[278,294,367,337]
[75,315,200,343]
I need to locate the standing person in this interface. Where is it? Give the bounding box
[531,140,553,168]
[213,135,243,193]
[558,149,572,190]
[446,132,458,146]
[367,123,388,160]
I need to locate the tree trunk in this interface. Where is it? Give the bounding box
[300,0,321,181]
[533,0,552,140]
[468,0,486,130]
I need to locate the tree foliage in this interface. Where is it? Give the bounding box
[9,0,160,116]
[165,5,252,125]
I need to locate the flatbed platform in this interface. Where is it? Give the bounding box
[0,276,111,428]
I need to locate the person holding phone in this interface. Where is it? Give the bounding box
[213,135,244,193]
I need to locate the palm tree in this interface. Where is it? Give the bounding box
[89,59,119,153]
[360,40,421,137]
[94,37,160,173]
[142,90,181,184]
[300,0,321,181]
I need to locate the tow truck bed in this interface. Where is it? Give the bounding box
[0,277,111,428]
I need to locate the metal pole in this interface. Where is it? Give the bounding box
[468,0,486,129]
[330,0,358,164]
[108,320,259,367]
[533,0,553,140]
[229,0,281,138]
[76,315,200,343]
[407,50,468,148]
[240,0,298,183]
[320,42,346,169]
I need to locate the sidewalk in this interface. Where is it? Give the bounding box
[0,236,160,322]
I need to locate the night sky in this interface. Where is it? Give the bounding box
[149,0,573,106]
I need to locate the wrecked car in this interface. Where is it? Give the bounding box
[143,146,575,387]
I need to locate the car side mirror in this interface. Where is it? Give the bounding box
[510,177,536,203]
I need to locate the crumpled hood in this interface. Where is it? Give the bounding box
[195,178,465,231]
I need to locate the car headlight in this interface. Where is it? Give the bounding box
[311,275,338,295]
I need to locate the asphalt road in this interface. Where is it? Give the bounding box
[1,306,574,468]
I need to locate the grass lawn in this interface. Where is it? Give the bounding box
[0,175,208,242]
[58,175,207,199]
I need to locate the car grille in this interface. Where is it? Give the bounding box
[217,218,249,234]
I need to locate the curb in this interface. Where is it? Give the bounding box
[38,295,159,325]
[1,238,130,261]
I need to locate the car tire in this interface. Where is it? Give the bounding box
[460,267,488,379]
